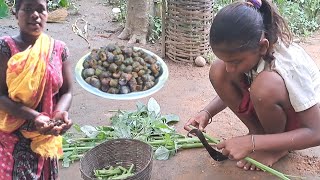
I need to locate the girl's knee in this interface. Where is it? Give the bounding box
[250,71,289,133]
[250,71,289,106]
[209,60,228,86]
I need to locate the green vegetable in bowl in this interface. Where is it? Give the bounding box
[94,164,135,180]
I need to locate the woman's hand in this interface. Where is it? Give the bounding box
[34,114,61,136]
[52,110,73,135]
[216,135,253,160]
[184,111,211,132]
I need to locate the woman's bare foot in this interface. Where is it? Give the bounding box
[236,150,288,171]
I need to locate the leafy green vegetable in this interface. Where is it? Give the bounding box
[94,164,135,180]
[154,146,170,160]
[147,97,160,115]
[62,98,210,165]
[80,125,99,138]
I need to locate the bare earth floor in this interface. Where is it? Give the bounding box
[1,0,320,179]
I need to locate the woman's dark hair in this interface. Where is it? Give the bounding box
[210,0,292,62]
[14,0,48,13]
[15,0,23,12]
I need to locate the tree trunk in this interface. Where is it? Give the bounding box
[118,0,153,45]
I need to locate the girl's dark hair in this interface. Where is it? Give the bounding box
[210,0,292,62]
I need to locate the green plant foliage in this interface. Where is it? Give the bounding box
[48,0,69,11]
[301,0,320,20]
[274,0,319,36]
[107,0,127,24]
[213,0,236,12]
[0,0,9,18]
[148,16,162,44]
[213,0,320,37]
[59,0,69,7]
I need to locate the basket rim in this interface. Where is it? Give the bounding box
[79,138,153,179]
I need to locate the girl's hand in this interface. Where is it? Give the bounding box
[34,114,61,136]
[184,110,211,132]
[216,135,253,160]
[52,111,73,135]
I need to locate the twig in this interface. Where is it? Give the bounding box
[72,18,90,49]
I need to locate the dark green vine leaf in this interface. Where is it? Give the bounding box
[0,0,9,18]
[59,0,69,7]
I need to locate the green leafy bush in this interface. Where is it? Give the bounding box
[213,0,320,37]
[48,0,69,11]
[275,0,319,36]
[0,0,9,18]
[148,16,162,44]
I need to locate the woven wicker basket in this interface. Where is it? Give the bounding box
[164,0,214,63]
[80,139,153,180]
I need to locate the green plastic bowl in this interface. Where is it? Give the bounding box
[75,47,169,100]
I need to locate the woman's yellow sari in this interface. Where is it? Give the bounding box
[0,33,62,158]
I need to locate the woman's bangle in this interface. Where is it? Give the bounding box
[251,134,256,152]
[200,109,213,124]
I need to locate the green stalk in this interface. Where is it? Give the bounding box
[63,146,94,151]
[164,143,204,150]
[202,133,220,144]
[148,137,201,145]
[177,137,202,144]
[108,110,119,112]
[179,143,204,149]
[63,142,101,148]
[188,125,292,180]
[68,137,102,141]
[60,154,83,160]
[128,164,134,174]
[150,136,165,140]
[244,158,290,180]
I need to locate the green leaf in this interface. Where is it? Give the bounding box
[73,124,82,132]
[62,157,71,168]
[0,0,9,18]
[62,151,73,158]
[80,125,99,138]
[96,131,107,140]
[136,101,147,111]
[154,146,170,160]
[147,97,161,115]
[161,114,180,124]
[97,126,114,132]
[113,124,132,138]
[154,122,174,133]
[59,0,69,7]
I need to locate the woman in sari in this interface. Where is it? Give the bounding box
[0,0,73,179]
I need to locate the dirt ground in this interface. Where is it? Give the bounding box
[1,0,320,179]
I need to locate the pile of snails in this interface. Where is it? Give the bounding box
[81,44,161,94]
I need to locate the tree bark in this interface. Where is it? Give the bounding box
[118,0,153,45]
